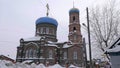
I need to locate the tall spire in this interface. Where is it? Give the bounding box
[46,3,49,16]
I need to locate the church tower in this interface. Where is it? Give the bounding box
[68,7,82,44]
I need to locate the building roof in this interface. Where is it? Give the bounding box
[106,37,120,54]
[47,44,58,47]
[107,46,120,53]
[36,17,58,27]
[109,37,120,49]
[22,37,74,48]
[69,8,79,14]
[0,55,15,63]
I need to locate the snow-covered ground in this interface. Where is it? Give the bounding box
[0,60,84,68]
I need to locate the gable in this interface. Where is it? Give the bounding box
[24,42,39,49]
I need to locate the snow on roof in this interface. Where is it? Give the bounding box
[47,41,59,44]
[108,36,120,49]
[48,41,54,43]
[48,41,65,44]
[22,60,33,64]
[63,44,73,48]
[106,36,120,53]
[23,36,41,41]
[47,44,58,47]
[107,45,120,53]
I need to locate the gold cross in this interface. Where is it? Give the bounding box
[46,3,49,16]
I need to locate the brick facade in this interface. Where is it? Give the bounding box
[16,7,86,67]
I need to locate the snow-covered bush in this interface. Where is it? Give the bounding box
[0,60,83,68]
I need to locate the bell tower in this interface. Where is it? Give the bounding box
[68,8,82,44]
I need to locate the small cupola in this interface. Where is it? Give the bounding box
[69,8,79,14]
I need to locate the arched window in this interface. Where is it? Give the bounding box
[73,16,75,21]
[29,49,33,58]
[64,52,67,59]
[37,28,39,33]
[33,50,36,58]
[73,51,77,59]
[73,27,76,32]
[43,27,46,34]
[25,50,29,58]
[40,28,43,34]
[49,50,53,58]
[25,48,37,58]
[46,27,49,34]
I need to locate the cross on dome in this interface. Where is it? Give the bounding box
[46,3,49,16]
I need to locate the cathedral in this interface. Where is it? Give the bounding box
[16,6,87,67]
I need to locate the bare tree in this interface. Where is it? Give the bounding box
[89,0,120,53]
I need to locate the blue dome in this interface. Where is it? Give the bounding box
[36,17,58,27]
[69,8,79,14]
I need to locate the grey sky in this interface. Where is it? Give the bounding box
[0,0,118,60]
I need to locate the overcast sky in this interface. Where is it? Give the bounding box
[0,0,119,60]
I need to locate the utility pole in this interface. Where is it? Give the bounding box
[86,7,92,68]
